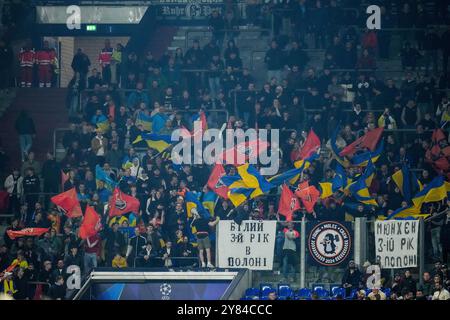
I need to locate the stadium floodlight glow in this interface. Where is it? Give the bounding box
[86,25,97,31]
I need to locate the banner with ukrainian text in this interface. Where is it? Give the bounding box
[374,220,419,269]
[216,220,277,270]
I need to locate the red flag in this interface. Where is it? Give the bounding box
[219,139,269,165]
[425,129,450,173]
[7,227,49,240]
[61,170,69,191]
[278,184,301,221]
[295,185,320,213]
[207,164,229,199]
[79,205,102,240]
[339,127,384,157]
[51,188,82,218]
[109,188,140,217]
[291,129,321,161]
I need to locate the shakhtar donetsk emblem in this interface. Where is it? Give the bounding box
[308,221,351,266]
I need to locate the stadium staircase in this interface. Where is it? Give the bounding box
[0,88,69,170]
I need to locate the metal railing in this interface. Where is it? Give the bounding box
[183,27,271,51]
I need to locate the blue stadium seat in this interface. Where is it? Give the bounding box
[332,287,346,298]
[296,288,312,299]
[330,286,341,296]
[260,286,275,298]
[244,287,260,298]
[314,288,330,300]
[313,285,324,292]
[382,288,391,298]
[345,288,358,300]
[278,285,293,299]
[260,283,273,293]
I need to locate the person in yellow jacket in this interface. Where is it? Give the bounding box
[2,273,17,296]
[377,108,397,130]
[112,252,127,268]
[11,252,29,270]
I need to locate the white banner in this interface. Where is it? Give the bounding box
[375,220,419,269]
[216,220,277,270]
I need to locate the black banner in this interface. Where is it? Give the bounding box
[306,221,353,267]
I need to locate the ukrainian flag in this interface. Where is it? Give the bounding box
[122,155,134,170]
[350,140,384,167]
[268,166,306,187]
[95,165,117,190]
[386,205,429,220]
[391,165,423,202]
[319,163,348,199]
[135,112,152,132]
[223,164,273,207]
[412,175,448,208]
[133,133,172,152]
[185,191,210,218]
[348,167,378,206]
[202,191,218,216]
[330,126,351,168]
[92,114,110,132]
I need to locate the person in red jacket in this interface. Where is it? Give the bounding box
[99,39,113,85]
[35,41,55,88]
[18,45,35,87]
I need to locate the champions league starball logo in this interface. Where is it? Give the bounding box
[160,283,172,300]
[308,221,351,266]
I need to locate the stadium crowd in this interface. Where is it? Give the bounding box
[0,0,450,300]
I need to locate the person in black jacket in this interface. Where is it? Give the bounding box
[125,228,147,267]
[48,275,66,300]
[264,40,284,83]
[137,242,157,268]
[342,260,363,297]
[71,48,91,90]
[41,152,60,205]
[22,167,40,222]
[12,267,29,300]
[0,40,13,91]
[104,223,126,266]
[208,10,225,47]
[15,110,36,162]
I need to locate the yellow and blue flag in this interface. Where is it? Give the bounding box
[391,165,423,202]
[269,167,306,187]
[350,140,384,167]
[92,114,110,132]
[319,164,348,199]
[121,155,135,170]
[135,112,152,132]
[348,162,378,206]
[95,165,117,190]
[133,133,172,152]
[386,205,429,220]
[412,175,447,208]
[185,191,210,219]
[222,164,273,207]
[201,191,218,216]
[330,126,351,168]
